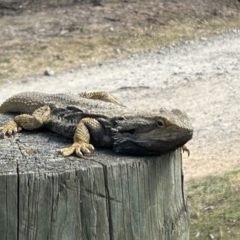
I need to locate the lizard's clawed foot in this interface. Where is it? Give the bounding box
[182,145,190,157]
[0,120,22,137]
[61,142,95,158]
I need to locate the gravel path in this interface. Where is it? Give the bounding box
[1,30,239,180]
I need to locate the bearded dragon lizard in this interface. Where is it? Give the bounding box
[0,91,193,158]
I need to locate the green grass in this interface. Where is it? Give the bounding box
[188,170,240,239]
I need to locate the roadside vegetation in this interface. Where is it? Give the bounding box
[188,170,240,239]
[0,0,239,83]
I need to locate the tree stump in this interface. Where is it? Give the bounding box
[0,114,189,240]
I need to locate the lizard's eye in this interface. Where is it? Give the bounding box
[156,120,164,127]
[116,116,125,121]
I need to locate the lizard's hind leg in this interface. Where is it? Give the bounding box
[0,120,21,136]
[78,91,122,105]
[0,105,50,136]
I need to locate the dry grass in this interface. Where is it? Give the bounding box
[0,0,239,83]
[188,170,240,239]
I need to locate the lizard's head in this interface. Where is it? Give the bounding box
[112,108,193,156]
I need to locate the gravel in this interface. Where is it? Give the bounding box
[1,30,239,180]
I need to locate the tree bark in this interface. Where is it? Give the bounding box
[0,114,189,240]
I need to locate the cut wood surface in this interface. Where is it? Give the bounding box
[0,114,189,240]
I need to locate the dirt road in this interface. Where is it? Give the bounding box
[0,30,239,180]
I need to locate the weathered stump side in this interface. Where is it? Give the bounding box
[0,114,189,240]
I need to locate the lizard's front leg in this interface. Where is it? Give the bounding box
[182,145,190,157]
[61,118,103,158]
[0,106,50,136]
